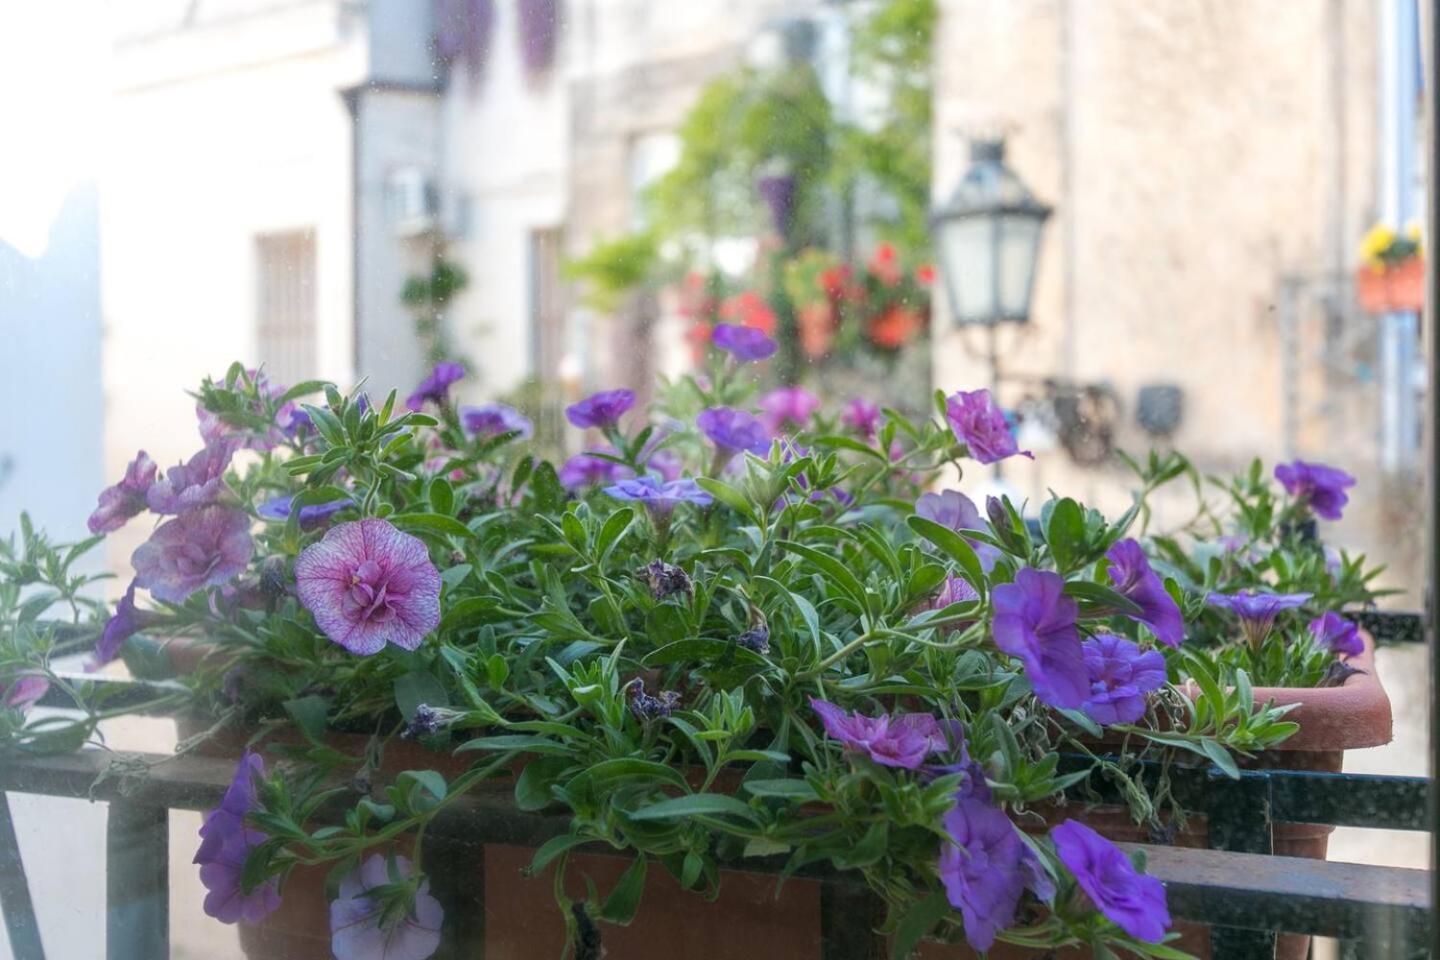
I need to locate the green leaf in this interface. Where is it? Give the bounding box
[1042,497,1087,572]
[778,540,871,612]
[438,596,505,636]
[566,758,688,793]
[594,507,635,560]
[836,821,887,868]
[278,379,329,405]
[695,477,756,522]
[810,434,888,462]
[391,512,475,540]
[905,516,987,601]
[743,779,818,800]
[515,757,570,811]
[397,769,447,802]
[456,734,574,756]
[600,855,648,924]
[283,695,330,744]
[428,477,455,515]
[526,833,591,875]
[530,461,565,514]
[1200,738,1240,779]
[890,891,949,960]
[1063,581,1144,618]
[393,671,447,721]
[627,793,760,824]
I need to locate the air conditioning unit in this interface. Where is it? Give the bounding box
[386,166,439,238]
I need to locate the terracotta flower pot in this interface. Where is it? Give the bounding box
[1356,257,1425,313]
[172,633,1390,959]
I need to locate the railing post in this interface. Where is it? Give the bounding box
[106,801,168,960]
[1205,771,1277,959]
[819,881,885,960]
[0,794,45,960]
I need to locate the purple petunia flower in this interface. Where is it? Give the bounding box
[1206,590,1312,650]
[712,324,778,362]
[1051,819,1170,942]
[809,698,945,769]
[197,370,295,452]
[916,490,1002,572]
[93,581,161,666]
[1081,635,1168,726]
[939,796,1052,951]
[759,386,821,434]
[257,495,351,530]
[1274,460,1356,522]
[1105,540,1184,647]
[931,573,980,611]
[132,506,254,604]
[565,388,636,430]
[195,752,282,925]
[604,476,712,516]
[461,402,533,440]
[2,673,49,713]
[405,362,465,411]
[697,407,771,458]
[1309,611,1363,657]
[945,389,1033,465]
[330,854,443,960]
[841,397,881,440]
[87,451,157,534]
[991,568,1088,710]
[558,452,632,490]
[146,442,236,516]
[294,519,442,655]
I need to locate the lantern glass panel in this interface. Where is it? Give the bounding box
[938,214,995,323]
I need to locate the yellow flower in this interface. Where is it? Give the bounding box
[1359,223,1398,267]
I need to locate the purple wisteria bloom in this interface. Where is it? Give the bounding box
[809,698,945,769]
[146,442,236,515]
[295,519,442,655]
[195,752,282,925]
[330,854,443,960]
[916,490,1002,571]
[1081,635,1168,726]
[132,506,254,604]
[1309,611,1363,657]
[87,451,157,534]
[841,397,881,439]
[939,796,1052,951]
[565,388,636,430]
[558,452,632,489]
[759,386,821,434]
[405,362,465,411]
[1206,590,1312,650]
[712,324,778,362]
[257,495,352,530]
[93,581,161,666]
[1052,819,1170,942]
[697,407,771,458]
[2,673,49,712]
[1274,460,1356,521]
[604,476,712,515]
[945,389,1033,465]
[991,568,1088,709]
[1105,539,1184,647]
[461,403,533,440]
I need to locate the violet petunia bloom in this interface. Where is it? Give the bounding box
[2,673,49,712]
[991,568,1088,710]
[841,397,881,440]
[558,452,632,490]
[931,573,980,611]
[405,362,465,411]
[1081,635,1168,726]
[604,476,712,517]
[257,495,351,530]
[939,796,1051,951]
[147,442,236,515]
[565,389,636,430]
[195,752,282,925]
[712,324,778,362]
[697,407,771,457]
[916,490,1002,571]
[87,451,157,534]
[1309,611,1363,657]
[809,698,945,769]
[330,854,443,960]
[759,386,821,434]
[1105,539,1184,647]
[132,506,254,604]
[945,389,1033,465]
[1206,590,1312,650]
[1052,819,1170,942]
[93,580,161,666]
[294,519,442,655]
[1274,460,1356,522]
[461,403,533,440]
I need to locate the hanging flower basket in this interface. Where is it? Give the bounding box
[1355,256,1425,313]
